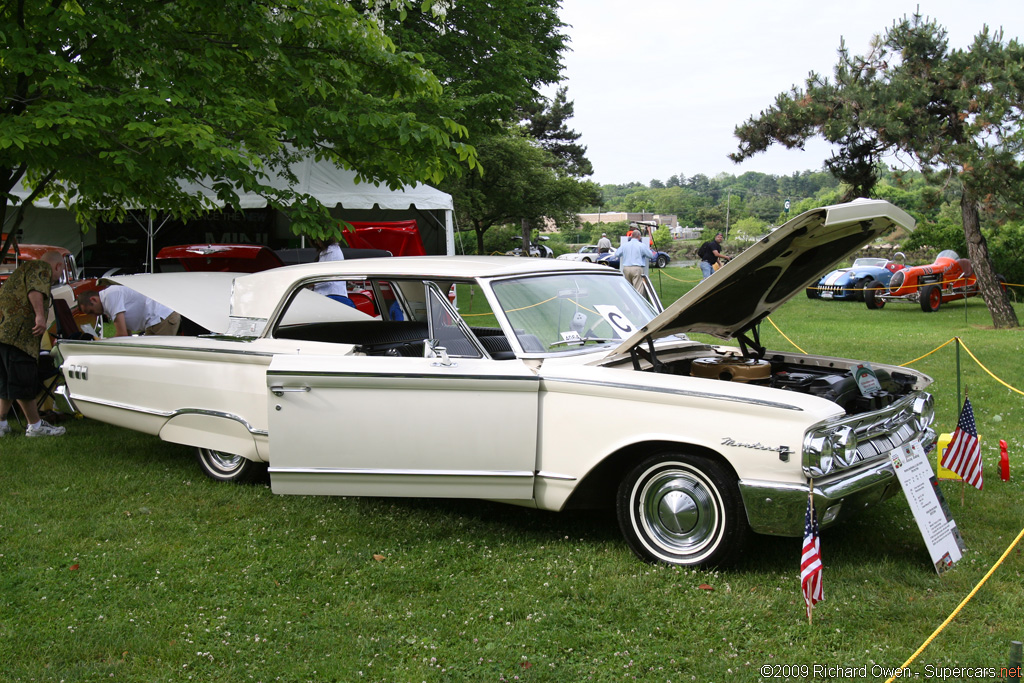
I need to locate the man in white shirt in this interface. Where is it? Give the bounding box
[596,233,613,254]
[612,231,656,293]
[77,286,181,336]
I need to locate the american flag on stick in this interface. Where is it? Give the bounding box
[800,497,823,621]
[942,397,984,491]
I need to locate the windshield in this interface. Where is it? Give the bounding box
[491,273,658,353]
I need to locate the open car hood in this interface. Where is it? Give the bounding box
[612,199,915,355]
[108,272,239,334]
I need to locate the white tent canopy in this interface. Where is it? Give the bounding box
[6,155,455,262]
[176,155,453,213]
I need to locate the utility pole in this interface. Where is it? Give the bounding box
[725,193,731,240]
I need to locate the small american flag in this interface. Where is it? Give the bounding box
[801,500,823,617]
[942,397,983,491]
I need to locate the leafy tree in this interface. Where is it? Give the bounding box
[446,130,599,254]
[524,86,593,177]
[357,0,566,140]
[903,202,970,254]
[731,12,1023,327]
[2,0,482,259]
[730,216,770,240]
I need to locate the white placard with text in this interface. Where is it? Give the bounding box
[889,441,965,574]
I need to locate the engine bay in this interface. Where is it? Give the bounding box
[629,345,921,416]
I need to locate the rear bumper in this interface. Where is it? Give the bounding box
[53,383,80,415]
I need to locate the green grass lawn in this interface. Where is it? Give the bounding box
[2,268,1023,682]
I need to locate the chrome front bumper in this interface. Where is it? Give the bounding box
[738,445,926,537]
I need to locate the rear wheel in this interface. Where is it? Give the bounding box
[864,280,885,309]
[196,447,265,483]
[617,453,748,567]
[656,254,669,268]
[919,284,942,312]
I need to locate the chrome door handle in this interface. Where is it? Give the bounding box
[270,385,311,397]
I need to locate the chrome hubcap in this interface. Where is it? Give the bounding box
[202,448,243,473]
[640,468,719,555]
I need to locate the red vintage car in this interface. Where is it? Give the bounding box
[864,250,1000,312]
[1,237,101,340]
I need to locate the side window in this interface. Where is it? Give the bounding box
[276,278,375,330]
[373,279,413,322]
[426,284,482,359]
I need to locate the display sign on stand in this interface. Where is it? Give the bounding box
[889,440,966,574]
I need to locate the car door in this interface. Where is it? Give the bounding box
[267,282,540,500]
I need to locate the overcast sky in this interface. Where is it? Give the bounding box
[549,0,1024,186]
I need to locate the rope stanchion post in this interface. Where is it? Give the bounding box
[956,337,962,414]
[1009,641,1022,682]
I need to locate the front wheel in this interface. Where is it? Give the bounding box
[617,453,748,567]
[196,447,265,483]
[852,277,871,301]
[919,284,942,312]
[656,254,669,268]
[864,280,885,309]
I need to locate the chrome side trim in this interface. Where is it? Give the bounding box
[536,471,577,481]
[266,370,541,384]
[56,339,274,358]
[545,377,804,412]
[268,467,534,478]
[69,395,268,437]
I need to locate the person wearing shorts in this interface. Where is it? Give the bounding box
[0,251,66,437]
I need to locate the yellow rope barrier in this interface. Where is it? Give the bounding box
[957,338,1024,397]
[765,316,807,354]
[884,525,1024,682]
[754,320,1024,677]
[740,317,1024,676]
[655,268,702,284]
[503,295,558,313]
[811,276,1023,292]
[898,338,958,367]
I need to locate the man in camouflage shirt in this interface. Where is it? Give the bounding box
[0,250,66,437]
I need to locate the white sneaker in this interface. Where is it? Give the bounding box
[26,420,66,437]
[0,422,10,437]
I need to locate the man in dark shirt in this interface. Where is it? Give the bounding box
[699,233,730,280]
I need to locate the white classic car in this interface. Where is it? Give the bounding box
[556,245,603,262]
[55,199,936,567]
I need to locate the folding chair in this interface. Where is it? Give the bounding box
[36,298,94,415]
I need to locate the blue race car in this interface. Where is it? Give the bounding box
[597,249,671,269]
[806,254,906,301]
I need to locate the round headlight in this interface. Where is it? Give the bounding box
[913,394,935,432]
[831,427,859,468]
[889,270,904,292]
[803,433,835,477]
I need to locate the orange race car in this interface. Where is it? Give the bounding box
[863,250,1003,312]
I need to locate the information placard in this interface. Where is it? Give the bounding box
[889,441,966,574]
